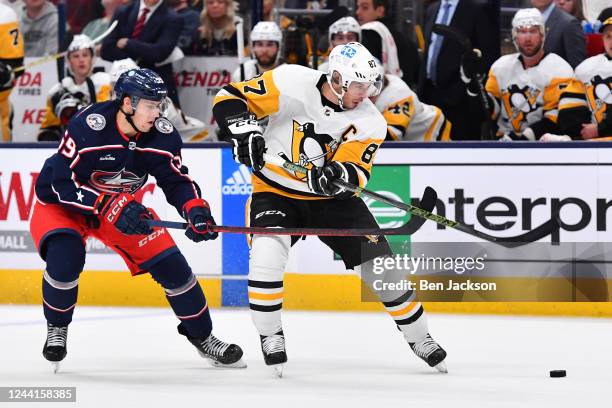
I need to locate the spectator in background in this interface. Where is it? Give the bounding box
[356,0,420,87]
[531,0,586,67]
[65,0,104,35]
[21,0,58,56]
[82,0,130,55]
[190,0,238,56]
[169,0,200,52]
[419,0,498,140]
[555,0,585,22]
[101,0,183,107]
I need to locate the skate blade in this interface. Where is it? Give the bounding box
[270,364,284,378]
[434,361,448,373]
[51,362,60,374]
[197,350,247,368]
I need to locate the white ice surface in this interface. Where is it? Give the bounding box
[0,305,610,408]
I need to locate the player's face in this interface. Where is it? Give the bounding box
[132,99,164,132]
[604,26,612,58]
[143,0,162,7]
[206,0,227,19]
[342,81,371,109]
[516,26,543,57]
[68,49,93,78]
[356,0,383,25]
[253,41,279,67]
[331,32,359,48]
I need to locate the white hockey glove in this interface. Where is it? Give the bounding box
[226,118,266,172]
[307,161,349,196]
[540,133,572,142]
[499,128,535,142]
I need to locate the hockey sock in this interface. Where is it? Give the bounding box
[42,234,85,327]
[149,253,212,339]
[248,234,290,336]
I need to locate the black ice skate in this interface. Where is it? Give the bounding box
[409,333,448,373]
[177,323,246,368]
[42,324,68,373]
[260,330,287,378]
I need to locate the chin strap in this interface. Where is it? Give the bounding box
[119,106,143,134]
[327,75,347,111]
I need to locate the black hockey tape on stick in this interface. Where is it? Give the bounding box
[263,153,560,248]
[147,186,435,236]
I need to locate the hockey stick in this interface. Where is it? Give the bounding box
[432,24,496,140]
[13,20,118,73]
[263,153,559,248]
[147,186,437,236]
[235,17,246,81]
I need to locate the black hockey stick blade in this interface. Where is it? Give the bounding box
[488,217,560,248]
[147,187,436,237]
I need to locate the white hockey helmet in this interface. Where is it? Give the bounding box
[109,58,139,88]
[67,34,95,56]
[511,8,545,48]
[250,21,283,43]
[327,42,383,109]
[328,16,361,44]
[250,21,283,63]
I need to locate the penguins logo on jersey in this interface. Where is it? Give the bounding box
[86,114,106,131]
[587,75,612,123]
[155,117,173,134]
[90,168,147,194]
[502,84,541,132]
[290,121,339,179]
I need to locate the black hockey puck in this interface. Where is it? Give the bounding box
[550,370,566,378]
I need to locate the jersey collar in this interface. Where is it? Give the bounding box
[316,74,343,112]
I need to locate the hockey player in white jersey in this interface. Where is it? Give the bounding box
[37,34,112,141]
[567,10,612,139]
[317,16,361,73]
[371,63,451,141]
[232,22,284,82]
[213,42,447,376]
[480,8,585,141]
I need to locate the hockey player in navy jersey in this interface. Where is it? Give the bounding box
[30,68,245,372]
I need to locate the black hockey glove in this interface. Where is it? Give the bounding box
[52,91,88,125]
[460,49,484,97]
[95,193,154,235]
[307,161,350,196]
[226,118,266,172]
[182,198,218,242]
[0,61,14,87]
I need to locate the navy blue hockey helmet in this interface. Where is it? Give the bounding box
[114,68,167,104]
